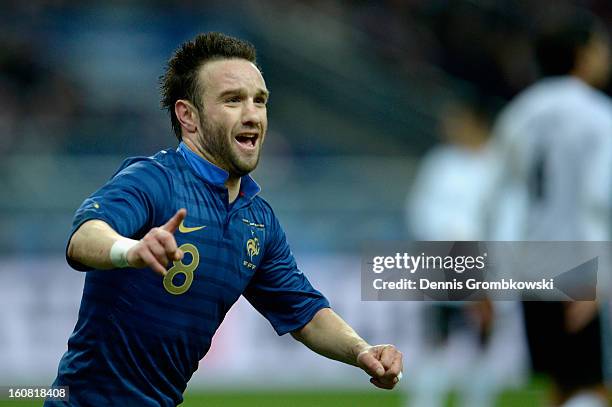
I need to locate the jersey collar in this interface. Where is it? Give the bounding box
[177,142,261,199]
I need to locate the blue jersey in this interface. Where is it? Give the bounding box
[46,143,329,406]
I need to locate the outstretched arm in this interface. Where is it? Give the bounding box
[291,307,403,389]
[67,209,186,275]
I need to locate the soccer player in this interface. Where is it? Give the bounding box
[489,8,611,407]
[407,92,527,407]
[44,32,402,406]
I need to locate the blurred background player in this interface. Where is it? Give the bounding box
[406,89,527,407]
[489,7,612,407]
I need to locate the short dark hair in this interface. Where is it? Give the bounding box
[534,8,599,77]
[160,32,257,140]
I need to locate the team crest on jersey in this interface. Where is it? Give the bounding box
[247,237,260,260]
[243,237,260,270]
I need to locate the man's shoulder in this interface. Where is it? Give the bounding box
[113,148,182,177]
[513,77,611,114]
[581,87,612,123]
[499,78,569,120]
[495,77,612,138]
[103,148,185,196]
[248,195,285,230]
[250,195,275,216]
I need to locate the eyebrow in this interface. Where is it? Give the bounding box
[218,88,270,99]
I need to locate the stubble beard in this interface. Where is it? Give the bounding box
[198,115,261,178]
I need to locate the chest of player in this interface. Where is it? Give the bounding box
[164,201,266,303]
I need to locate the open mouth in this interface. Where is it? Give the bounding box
[235,133,258,149]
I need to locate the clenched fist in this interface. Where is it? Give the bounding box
[357,344,403,389]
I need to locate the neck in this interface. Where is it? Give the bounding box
[225,177,241,203]
[183,138,216,167]
[571,66,601,88]
[182,138,241,204]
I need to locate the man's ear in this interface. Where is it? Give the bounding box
[175,100,199,134]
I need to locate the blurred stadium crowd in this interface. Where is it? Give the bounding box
[1,0,612,248]
[2,0,612,406]
[1,0,611,254]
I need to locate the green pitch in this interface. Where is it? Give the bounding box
[179,388,545,407]
[182,390,401,406]
[0,384,548,407]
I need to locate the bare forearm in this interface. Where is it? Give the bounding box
[291,308,369,367]
[67,220,134,270]
[292,307,403,390]
[68,210,186,275]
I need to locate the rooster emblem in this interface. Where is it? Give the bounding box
[246,237,260,261]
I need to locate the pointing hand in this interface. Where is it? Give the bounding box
[126,209,187,275]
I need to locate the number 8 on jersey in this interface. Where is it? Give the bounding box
[163,243,199,295]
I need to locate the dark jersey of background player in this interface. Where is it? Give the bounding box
[45,143,330,406]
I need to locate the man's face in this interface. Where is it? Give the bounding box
[588,32,611,88]
[577,30,611,88]
[195,58,269,177]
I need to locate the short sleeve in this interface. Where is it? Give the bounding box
[67,157,173,270]
[243,210,329,336]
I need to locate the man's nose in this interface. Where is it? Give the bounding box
[242,100,262,126]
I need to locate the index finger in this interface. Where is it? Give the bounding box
[161,208,187,233]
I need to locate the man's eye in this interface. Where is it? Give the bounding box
[255,98,268,105]
[226,96,241,103]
